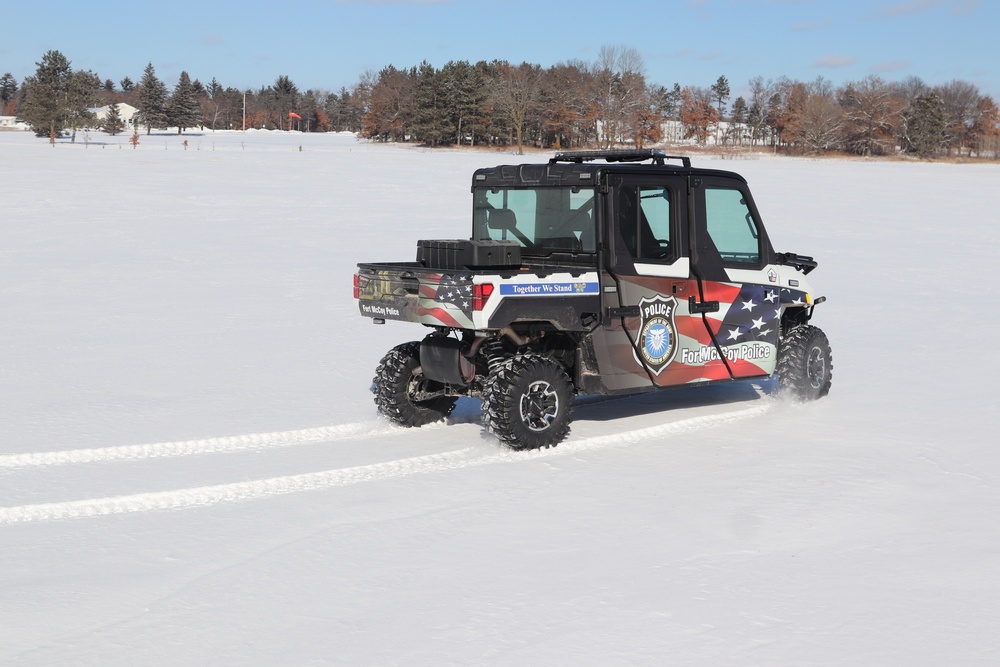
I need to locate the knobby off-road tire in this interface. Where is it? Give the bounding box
[373,342,457,427]
[482,354,573,450]
[777,325,833,401]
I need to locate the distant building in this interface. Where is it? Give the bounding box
[0,115,28,130]
[89,103,140,128]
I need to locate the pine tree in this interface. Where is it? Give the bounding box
[203,77,226,130]
[901,90,946,157]
[191,78,206,98]
[270,75,299,129]
[729,96,747,144]
[1,72,17,115]
[411,61,450,146]
[136,63,168,134]
[710,75,730,143]
[441,60,484,146]
[103,101,125,135]
[168,71,200,134]
[664,83,682,119]
[65,69,100,143]
[120,76,135,92]
[19,50,73,142]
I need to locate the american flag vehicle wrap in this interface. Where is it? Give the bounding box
[417,273,475,328]
[356,268,602,331]
[619,278,809,386]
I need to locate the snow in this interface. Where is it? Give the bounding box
[2,129,999,665]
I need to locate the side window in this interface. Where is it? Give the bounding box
[569,189,596,252]
[705,186,760,265]
[617,185,673,261]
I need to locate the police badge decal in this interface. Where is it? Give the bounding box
[635,295,679,375]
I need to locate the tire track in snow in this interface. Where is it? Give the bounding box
[0,421,402,470]
[0,403,771,525]
[0,447,483,525]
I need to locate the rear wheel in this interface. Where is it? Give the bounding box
[482,354,573,450]
[373,342,457,427]
[777,325,833,401]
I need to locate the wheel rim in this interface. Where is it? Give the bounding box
[519,380,559,432]
[806,345,827,389]
[406,372,442,405]
[407,375,427,403]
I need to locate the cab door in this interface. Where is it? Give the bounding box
[687,177,781,380]
[589,173,779,392]
[591,174,729,391]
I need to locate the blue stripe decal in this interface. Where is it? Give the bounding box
[498,282,599,296]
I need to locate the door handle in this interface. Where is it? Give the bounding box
[607,305,640,318]
[688,296,720,314]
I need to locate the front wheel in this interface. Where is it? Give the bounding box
[373,342,457,427]
[482,354,573,450]
[777,325,833,401]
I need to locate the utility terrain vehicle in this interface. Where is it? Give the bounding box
[354,149,832,449]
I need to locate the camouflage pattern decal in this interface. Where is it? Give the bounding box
[356,269,475,328]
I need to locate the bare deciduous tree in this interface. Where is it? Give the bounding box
[838,75,904,156]
[679,86,717,145]
[937,79,980,156]
[746,76,776,146]
[797,93,845,153]
[489,61,542,155]
[593,45,647,148]
[362,66,416,142]
[539,61,592,149]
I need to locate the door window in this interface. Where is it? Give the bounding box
[705,187,760,265]
[618,185,673,261]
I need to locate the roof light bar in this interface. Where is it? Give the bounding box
[550,149,691,168]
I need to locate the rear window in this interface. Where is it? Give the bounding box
[473,186,596,255]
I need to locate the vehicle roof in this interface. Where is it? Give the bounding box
[471,149,749,189]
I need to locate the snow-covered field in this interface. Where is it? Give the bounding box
[1,129,998,665]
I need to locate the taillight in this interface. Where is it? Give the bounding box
[353,273,360,299]
[472,283,494,311]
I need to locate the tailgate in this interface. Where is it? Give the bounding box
[355,263,477,328]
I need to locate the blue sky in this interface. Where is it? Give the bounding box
[2,0,996,100]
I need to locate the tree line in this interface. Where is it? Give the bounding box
[3,51,364,144]
[4,46,999,158]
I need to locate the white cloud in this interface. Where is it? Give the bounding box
[813,55,857,68]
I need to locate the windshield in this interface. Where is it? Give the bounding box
[473,186,596,255]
